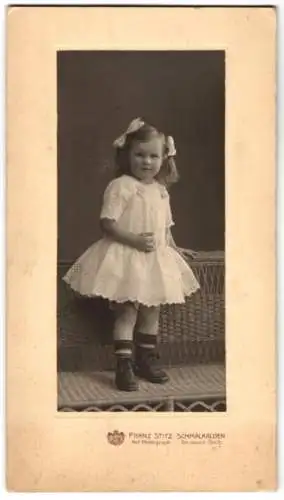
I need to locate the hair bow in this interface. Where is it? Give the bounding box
[166,136,176,157]
[113,117,145,148]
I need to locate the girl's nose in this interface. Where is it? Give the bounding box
[143,156,151,165]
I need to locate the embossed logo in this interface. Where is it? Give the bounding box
[107,430,126,446]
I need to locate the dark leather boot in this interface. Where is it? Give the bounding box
[135,347,169,384]
[115,357,139,391]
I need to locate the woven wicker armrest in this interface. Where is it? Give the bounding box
[178,248,225,262]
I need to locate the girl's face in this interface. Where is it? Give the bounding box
[129,138,164,183]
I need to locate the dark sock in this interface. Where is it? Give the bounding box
[135,332,157,349]
[114,339,133,358]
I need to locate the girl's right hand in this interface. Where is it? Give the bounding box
[134,232,156,252]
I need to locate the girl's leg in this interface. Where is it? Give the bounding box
[135,305,169,384]
[113,301,137,354]
[112,302,139,391]
[136,305,160,345]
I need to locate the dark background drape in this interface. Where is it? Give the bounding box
[58,51,225,262]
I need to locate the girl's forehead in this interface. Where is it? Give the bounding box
[131,137,164,152]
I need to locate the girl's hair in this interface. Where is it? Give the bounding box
[114,123,179,188]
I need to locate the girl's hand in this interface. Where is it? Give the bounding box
[177,247,198,260]
[134,232,156,252]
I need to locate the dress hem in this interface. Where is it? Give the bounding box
[63,278,200,307]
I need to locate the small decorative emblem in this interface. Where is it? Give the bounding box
[136,185,146,197]
[107,430,126,446]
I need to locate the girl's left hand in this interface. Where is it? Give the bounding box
[177,247,198,260]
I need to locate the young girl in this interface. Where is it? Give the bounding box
[63,118,200,391]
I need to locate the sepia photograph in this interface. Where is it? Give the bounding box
[57,50,226,412]
[7,5,276,491]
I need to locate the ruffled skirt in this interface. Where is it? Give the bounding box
[63,238,200,306]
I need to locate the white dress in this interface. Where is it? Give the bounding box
[63,175,200,306]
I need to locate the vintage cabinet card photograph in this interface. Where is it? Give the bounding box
[6,5,276,491]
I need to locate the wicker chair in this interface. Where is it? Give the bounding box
[57,250,225,411]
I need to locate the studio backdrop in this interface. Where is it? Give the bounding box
[57,51,225,263]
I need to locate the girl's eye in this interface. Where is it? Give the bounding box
[134,152,159,159]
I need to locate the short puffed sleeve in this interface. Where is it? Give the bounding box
[100,176,134,221]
